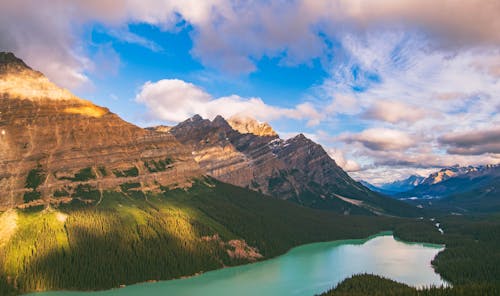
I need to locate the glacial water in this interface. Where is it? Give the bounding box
[33,233,447,296]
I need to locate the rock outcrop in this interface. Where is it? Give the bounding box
[227,116,277,137]
[0,52,202,210]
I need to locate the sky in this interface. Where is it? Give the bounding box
[1,0,500,184]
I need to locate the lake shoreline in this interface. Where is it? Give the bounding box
[27,230,447,295]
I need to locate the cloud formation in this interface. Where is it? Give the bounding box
[363,100,426,124]
[135,79,322,125]
[3,0,500,88]
[318,29,500,182]
[327,148,361,172]
[341,128,415,151]
[439,128,500,155]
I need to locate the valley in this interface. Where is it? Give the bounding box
[0,178,404,295]
[30,234,446,296]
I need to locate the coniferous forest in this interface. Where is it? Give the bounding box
[1,178,500,295]
[321,214,500,295]
[0,178,398,295]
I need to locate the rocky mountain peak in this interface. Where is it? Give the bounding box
[0,52,80,102]
[0,52,32,73]
[227,115,277,137]
[0,56,202,209]
[290,133,309,142]
[212,115,232,130]
[189,114,204,122]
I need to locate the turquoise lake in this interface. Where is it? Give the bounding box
[32,233,447,296]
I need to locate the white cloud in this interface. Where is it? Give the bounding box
[327,148,361,172]
[106,28,163,52]
[135,79,322,125]
[363,100,426,124]
[341,128,415,151]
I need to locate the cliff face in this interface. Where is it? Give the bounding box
[0,52,201,210]
[166,115,414,215]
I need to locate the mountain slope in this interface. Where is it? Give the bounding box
[0,177,396,295]
[163,115,419,217]
[0,52,201,210]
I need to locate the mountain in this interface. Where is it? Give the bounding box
[398,165,500,213]
[379,175,425,193]
[359,181,398,196]
[399,165,499,198]
[155,115,419,216]
[365,175,425,196]
[0,51,409,295]
[419,165,478,186]
[0,51,417,217]
[0,52,201,210]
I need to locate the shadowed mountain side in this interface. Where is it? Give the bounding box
[163,115,420,217]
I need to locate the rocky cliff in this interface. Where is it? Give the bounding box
[163,115,418,216]
[0,52,201,210]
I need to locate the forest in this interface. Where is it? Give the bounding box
[321,213,500,295]
[0,178,398,295]
[2,177,499,295]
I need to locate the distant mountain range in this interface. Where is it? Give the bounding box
[362,175,425,195]
[367,165,500,213]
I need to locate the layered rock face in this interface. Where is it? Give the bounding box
[0,52,201,210]
[165,115,412,215]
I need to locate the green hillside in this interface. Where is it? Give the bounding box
[0,178,399,295]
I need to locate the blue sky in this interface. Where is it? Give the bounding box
[1,0,499,183]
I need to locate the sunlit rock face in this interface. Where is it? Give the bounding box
[166,114,380,214]
[0,52,202,210]
[227,115,277,137]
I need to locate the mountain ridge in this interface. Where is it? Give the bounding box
[0,52,417,217]
[156,114,419,216]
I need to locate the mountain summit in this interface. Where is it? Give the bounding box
[0,52,79,101]
[160,114,418,216]
[0,52,201,209]
[227,115,277,137]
